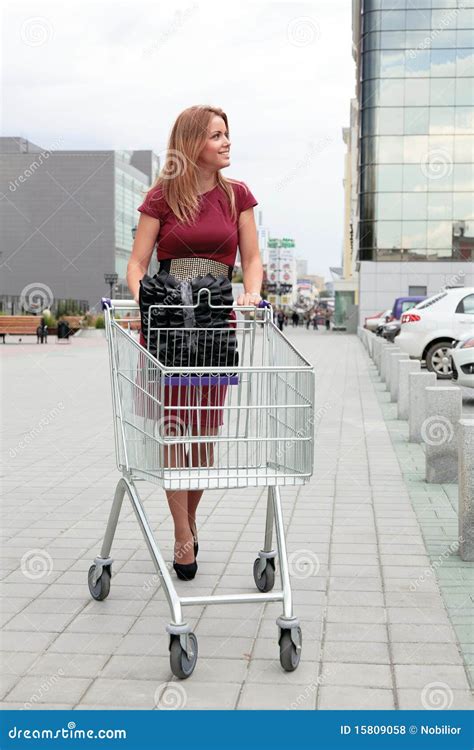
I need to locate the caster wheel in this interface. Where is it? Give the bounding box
[169,633,198,679]
[253,557,275,593]
[279,627,302,672]
[88,564,111,601]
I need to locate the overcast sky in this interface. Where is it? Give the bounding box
[3,0,355,277]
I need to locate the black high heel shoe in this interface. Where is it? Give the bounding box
[173,558,198,581]
[190,521,199,558]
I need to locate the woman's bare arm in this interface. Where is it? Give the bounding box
[126,214,160,302]
[237,207,263,306]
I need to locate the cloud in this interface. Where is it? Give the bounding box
[3,0,353,275]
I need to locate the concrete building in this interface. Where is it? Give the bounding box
[334,104,360,329]
[0,137,159,312]
[296,257,308,277]
[351,1,474,325]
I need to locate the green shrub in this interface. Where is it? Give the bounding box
[41,312,57,328]
[95,315,105,329]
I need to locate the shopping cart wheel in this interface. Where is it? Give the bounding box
[253,557,275,593]
[169,633,198,679]
[279,627,302,672]
[88,564,111,601]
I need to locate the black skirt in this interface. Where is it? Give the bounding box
[138,269,239,372]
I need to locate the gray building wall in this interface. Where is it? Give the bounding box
[0,139,156,310]
[358,260,474,323]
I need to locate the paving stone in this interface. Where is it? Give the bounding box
[5,675,92,705]
[318,686,395,710]
[2,331,472,710]
[238,682,315,710]
[394,664,471,690]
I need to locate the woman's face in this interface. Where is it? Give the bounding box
[198,115,231,170]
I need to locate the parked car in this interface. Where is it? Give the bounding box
[449,334,474,388]
[382,320,401,342]
[391,295,426,322]
[364,309,391,332]
[376,296,426,338]
[397,287,474,378]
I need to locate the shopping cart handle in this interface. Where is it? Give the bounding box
[101,297,112,310]
[258,300,272,309]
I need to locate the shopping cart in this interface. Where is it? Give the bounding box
[88,294,314,678]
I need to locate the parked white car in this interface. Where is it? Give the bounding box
[397,287,474,378]
[450,334,474,388]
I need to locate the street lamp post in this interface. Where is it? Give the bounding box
[104,273,118,300]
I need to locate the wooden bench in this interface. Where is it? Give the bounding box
[0,316,42,342]
[61,316,82,331]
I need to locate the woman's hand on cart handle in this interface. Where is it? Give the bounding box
[236,291,262,306]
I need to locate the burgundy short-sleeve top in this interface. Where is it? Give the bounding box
[137,180,258,267]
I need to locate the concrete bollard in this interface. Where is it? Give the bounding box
[424,387,462,483]
[367,331,374,358]
[387,351,405,394]
[372,336,381,369]
[459,419,474,561]
[381,346,400,383]
[362,329,369,350]
[398,360,421,420]
[390,355,411,402]
[408,371,437,442]
[373,337,383,370]
[379,343,389,379]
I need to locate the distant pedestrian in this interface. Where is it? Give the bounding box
[36,318,48,344]
[291,311,299,327]
[276,309,285,331]
[325,308,332,331]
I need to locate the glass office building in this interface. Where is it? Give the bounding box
[359,1,473,262]
[353,0,474,323]
[115,150,160,291]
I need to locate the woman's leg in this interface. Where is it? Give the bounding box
[187,425,218,538]
[162,412,195,564]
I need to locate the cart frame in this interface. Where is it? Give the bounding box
[88,297,314,678]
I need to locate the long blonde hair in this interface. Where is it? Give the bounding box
[146,105,239,224]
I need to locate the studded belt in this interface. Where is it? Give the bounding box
[158,257,233,281]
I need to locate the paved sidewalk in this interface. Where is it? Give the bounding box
[1,329,473,710]
[370,362,474,693]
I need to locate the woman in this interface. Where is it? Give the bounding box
[127,105,263,581]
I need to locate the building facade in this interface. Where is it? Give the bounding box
[0,137,159,312]
[352,0,474,324]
